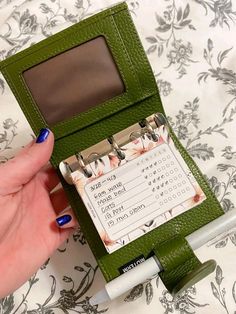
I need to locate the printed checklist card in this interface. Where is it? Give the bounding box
[69,117,206,253]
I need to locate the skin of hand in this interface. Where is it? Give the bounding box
[0,129,76,298]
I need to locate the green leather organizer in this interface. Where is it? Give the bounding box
[0,2,223,294]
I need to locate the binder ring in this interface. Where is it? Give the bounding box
[154,113,167,127]
[76,153,92,178]
[154,113,170,143]
[140,119,159,142]
[108,137,126,160]
[60,161,73,184]
[87,152,100,164]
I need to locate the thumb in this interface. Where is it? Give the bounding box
[0,128,54,195]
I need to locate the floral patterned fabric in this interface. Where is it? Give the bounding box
[0,0,236,313]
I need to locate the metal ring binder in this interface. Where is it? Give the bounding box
[60,112,168,182]
[87,152,101,164]
[75,153,92,178]
[154,113,170,142]
[154,113,167,127]
[108,136,126,160]
[139,119,159,142]
[64,161,72,174]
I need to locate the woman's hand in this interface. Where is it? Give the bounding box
[0,129,76,298]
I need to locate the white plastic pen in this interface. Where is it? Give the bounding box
[90,210,236,305]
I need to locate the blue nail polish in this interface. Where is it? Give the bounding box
[36,128,50,143]
[56,214,72,227]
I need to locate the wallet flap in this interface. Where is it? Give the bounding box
[0,2,157,156]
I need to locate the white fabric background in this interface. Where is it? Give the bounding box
[1,0,236,313]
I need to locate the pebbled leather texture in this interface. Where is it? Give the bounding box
[0,2,224,290]
[172,260,217,296]
[153,235,212,293]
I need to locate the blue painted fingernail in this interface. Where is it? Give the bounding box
[36,128,50,143]
[56,214,72,227]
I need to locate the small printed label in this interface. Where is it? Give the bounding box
[119,255,146,274]
[71,125,206,253]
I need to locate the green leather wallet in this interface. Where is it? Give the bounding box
[0,2,224,294]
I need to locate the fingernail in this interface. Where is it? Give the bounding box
[56,214,72,227]
[36,128,50,143]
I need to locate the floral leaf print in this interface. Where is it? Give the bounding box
[63,276,73,283]
[216,163,236,203]
[207,38,214,52]
[155,13,171,33]
[232,281,236,304]
[75,0,84,9]
[145,282,153,305]
[146,1,197,78]
[217,163,235,171]
[0,0,92,46]
[74,266,85,272]
[211,282,221,300]
[9,274,39,314]
[166,40,197,79]
[222,146,236,160]
[63,9,78,24]
[169,97,234,160]
[14,9,38,35]
[40,258,50,270]
[170,95,236,161]
[159,287,208,313]
[124,284,144,302]
[0,130,7,144]
[229,233,236,246]
[168,97,200,140]
[0,77,5,94]
[208,175,220,188]
[0,0,13,8]
[41,276,56,306]
[156,77,172,96]
[209,163,236,210]
[215,238,228,248]
[208,164,236,248]
[146,36,158,44]
[193,0,236,28]
[23,264,106,314]
[211,265,229,313]
[221,198,234,212]
[40,3,54,14]
[187,110,233,147]
[0,294,15,314]
[199,39,236,117]
[183,3,190,19]
[73,228,87,245]
[208,175,223,198]
[187,143,214,160]
[0,118,19,162]
[216,265,224,285]
[38,1,67,37]
[128,0,140,16]
[0,13,34,58]
[2,118,18,130]
[217,47,233,65]
[0,49,6,61]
